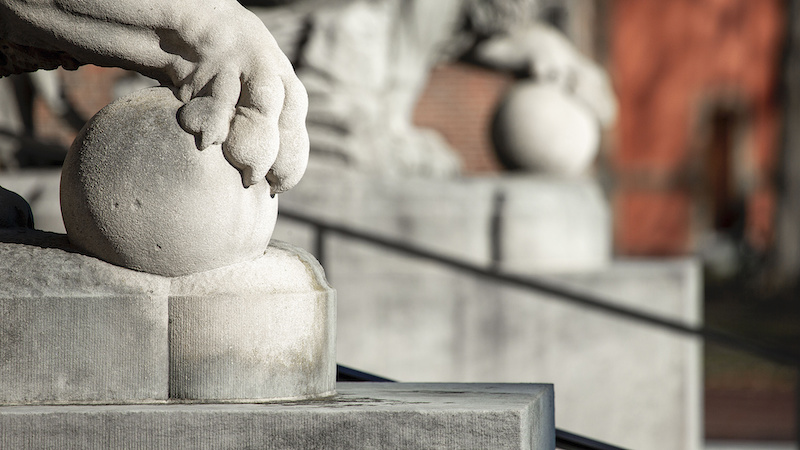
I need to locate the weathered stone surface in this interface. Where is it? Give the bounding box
[0,286,170,405]
[61,87,279,277]
[0,383,554,449]
[0,230,335,404]
[169,242,336,402]
[0,170,64,233]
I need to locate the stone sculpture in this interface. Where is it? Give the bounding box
[491,81,600,175]
[479,22,614,174]
[0,0,309,275]
[253,0,616,177]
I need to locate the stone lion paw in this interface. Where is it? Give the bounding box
[173,10,309,193]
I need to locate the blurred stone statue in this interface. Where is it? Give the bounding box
[253,0,616,177]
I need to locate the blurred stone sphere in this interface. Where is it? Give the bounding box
[61,87,277,277]
[491,81,600,176]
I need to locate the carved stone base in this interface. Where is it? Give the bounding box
[0,230,335,405]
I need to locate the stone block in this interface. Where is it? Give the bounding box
[491,175,611,273]
[0,230,335,404]
[0,294,169,405]
[0,383,554,449]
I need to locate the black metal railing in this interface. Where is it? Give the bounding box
[280,208,800,446]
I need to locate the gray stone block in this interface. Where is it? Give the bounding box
[0,230,335,404]
[0,383,554,449]
[0,295,169,405]
[276,162,495,264]
[0,230,170,405]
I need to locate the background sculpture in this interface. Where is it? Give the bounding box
[254,0,616,176]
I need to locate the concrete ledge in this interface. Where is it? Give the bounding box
[0,383,554,449]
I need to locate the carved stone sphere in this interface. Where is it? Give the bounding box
[491,81,600,176]
[61,87,277,277]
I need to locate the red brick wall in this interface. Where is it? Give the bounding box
[610,0,785,255]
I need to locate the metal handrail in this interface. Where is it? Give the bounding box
[336,364,628,450]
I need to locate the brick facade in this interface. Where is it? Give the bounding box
[610,0,785,255]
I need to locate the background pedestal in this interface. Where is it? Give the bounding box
[330,256,701,450]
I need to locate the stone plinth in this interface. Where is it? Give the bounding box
[0,229,335,405]
[0,383,554,449]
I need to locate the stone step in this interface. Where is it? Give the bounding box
[0,383,554,450]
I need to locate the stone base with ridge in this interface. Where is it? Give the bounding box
[0,229,336,404]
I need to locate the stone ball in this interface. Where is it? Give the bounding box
[61,87,278,277]
[491,81,600,176]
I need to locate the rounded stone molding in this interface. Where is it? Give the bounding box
[491,81,600,176]
[61,87,278,277]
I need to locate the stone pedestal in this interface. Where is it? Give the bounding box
[0,383,554,449]
[0,229,336,404]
